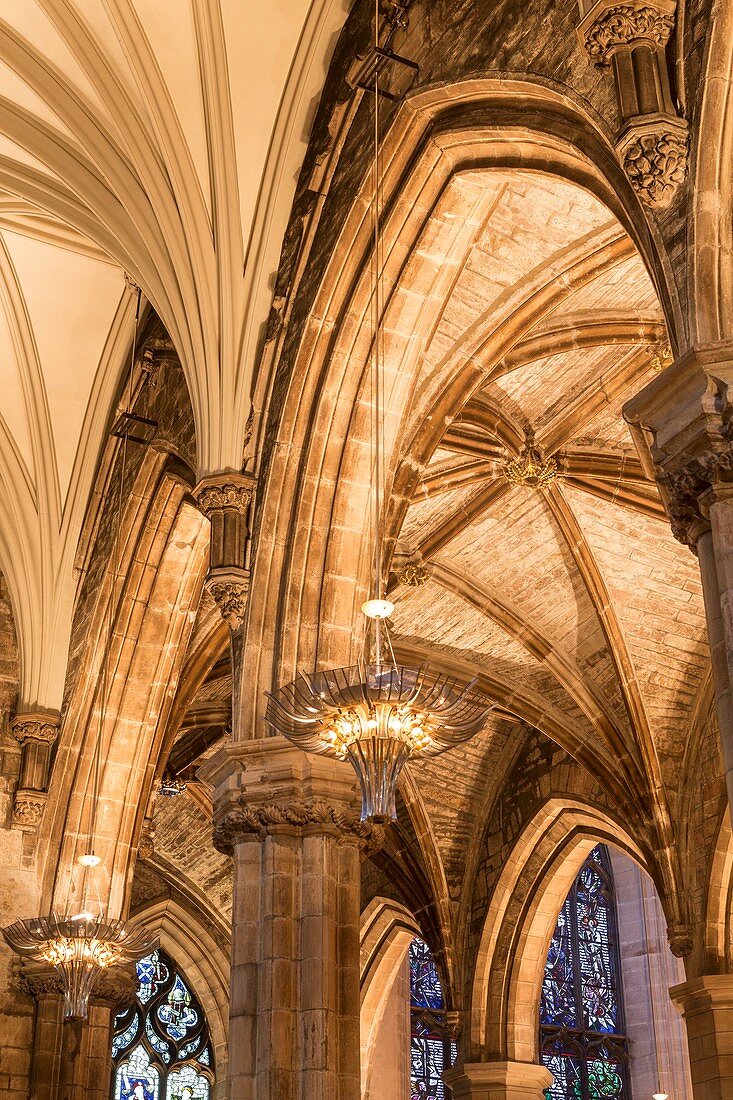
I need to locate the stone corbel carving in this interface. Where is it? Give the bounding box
[194,472,257,630]
[11,711,61,829]
[577,0,688,208]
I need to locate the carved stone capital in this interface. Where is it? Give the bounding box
[17,959,136,1009]
[11,712,61,746]
[667,922,694,958]
[194,473,256,518]
[662,443,733,547]
[617,117,688,209]
[204,567,249,629]
[13,789,47,828]
[582,3,676,65]
[212,799,385,856]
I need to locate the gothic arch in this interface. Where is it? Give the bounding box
[360,897,421,1100]
[244,77,679,747]
[129,894,230,1100]
[469,798,648,1063]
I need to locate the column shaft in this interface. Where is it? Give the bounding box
[671,976,733,1099]
[696,526,733,814]
[229,829,361,1100]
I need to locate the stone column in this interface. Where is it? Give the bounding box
[199,737,383,1100]
[444,1062,552,1100]
[11,711,60,830]
[670,976,733,1099]
[576,0,687,208]
[20,962,135,1100]
[194,472,257,632]
[624,346,733,824]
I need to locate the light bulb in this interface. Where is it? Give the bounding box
[362,599,394,620]
[78,853,101,867]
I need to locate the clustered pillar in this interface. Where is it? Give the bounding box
[19,964,135,1100]
[200,737,380,1100]
[625,343,733,1100]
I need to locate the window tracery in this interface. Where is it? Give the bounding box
[111,948,214,1100]
[540,845,629,1099]
[409,937,456,1100]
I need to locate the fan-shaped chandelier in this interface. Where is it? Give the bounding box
[265,6,493,821]
[2,284,157,1018]
[3,914,156,1020]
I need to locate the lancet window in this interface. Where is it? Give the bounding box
[410,936,456,1100]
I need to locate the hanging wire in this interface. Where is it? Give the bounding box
[80,285,142,912]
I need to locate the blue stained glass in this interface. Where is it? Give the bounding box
[111,947,214,1100]
[157,975,198,1041]
[409,939,444,1010]
[540,846,628,1100]
[541,898,576,1029]
[409,937,454,1100]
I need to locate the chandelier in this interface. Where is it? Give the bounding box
[265,9,493,821]
[2,284,157,1018]
[502,430,557,489]
[158,773,187,797]
[3,914,155,1020]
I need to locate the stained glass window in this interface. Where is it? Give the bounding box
[540,845,629,1100]
[410,937,457,1100]
[111,948,214,1100]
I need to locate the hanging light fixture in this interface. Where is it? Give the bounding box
[502,429,558,489]
[2,282,157,1017]
[157,773,187,798]
[265,5,493,822]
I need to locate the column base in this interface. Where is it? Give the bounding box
[444,1061,552,1100]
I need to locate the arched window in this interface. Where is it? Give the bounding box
[540,845,629,1100]
[111,948,214,1100]
[409,937,456,1100]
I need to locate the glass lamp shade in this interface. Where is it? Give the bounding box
[2,913,157,1019]
[266,661,493,820]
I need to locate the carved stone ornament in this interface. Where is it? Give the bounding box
[213,799,386,856]
[137,827,155,861]
[649,337,673,372]
[662,444,733,548]
[17,960,136,1009]
[195,478,254,518]
[583,4,675,65]
[205,569,250,630]
[12,790,47,828]
[667,922,693,958]
[11,714,60,746]
[397,560,430,587]
[618,121,688,209]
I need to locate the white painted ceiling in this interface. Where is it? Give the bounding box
[0,0,349,709]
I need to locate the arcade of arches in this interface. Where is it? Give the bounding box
[3,1,733,1098]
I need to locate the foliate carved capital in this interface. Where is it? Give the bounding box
[583,4,675,65]
[204,568,250,630]
[662,443,733,547]
[13,789,47,828]
[617,119,688,209]
[11,712,60,746]
[667,922,694,958]
[213,799,386,856]
[194,474,256,518]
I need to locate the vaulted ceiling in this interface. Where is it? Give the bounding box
[0,0,348,708]
[385,170,708,869]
